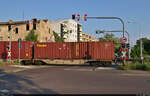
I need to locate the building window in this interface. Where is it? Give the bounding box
[15,28,18,34]
[0,36,3,40]
[49,28,50,33]
[70,30,72,33]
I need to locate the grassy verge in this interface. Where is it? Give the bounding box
[0,60,21,66]
[118,61,150,71]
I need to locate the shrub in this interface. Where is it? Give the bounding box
[144,62,150,71]
[118,61,150,71]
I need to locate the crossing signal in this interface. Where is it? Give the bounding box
[122,43,126,48]
[127,43,130,48]
[125,57,128,60]
[77,14,80,21]
[84,14,87,21]
[125,48,128,52]
[72,14,76,20]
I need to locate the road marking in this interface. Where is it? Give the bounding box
[0,74,6,77]
[64,68,93,71]
[122,74,150,76]
[10,65,35,68]
[96,67,117,70]
[0,89,10,93]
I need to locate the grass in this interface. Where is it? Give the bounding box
[118,61,150,71]
[0,60,21,66]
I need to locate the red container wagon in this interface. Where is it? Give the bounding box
[33,42,115,66]
[0,41,33,60]
[34,42,72,59]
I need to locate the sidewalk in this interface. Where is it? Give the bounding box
[0,65,27,73]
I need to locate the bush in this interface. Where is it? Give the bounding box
[144,62,150,71]
[135,63,145,70]
[118,61,150,71]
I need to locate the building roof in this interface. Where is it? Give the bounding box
[0,19,48,26]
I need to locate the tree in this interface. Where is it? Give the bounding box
[136,38,150,55]
[25,29,39,42]
[131,37,149,58]
[53,31,64,42]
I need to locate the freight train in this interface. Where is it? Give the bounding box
[0,41,115,66]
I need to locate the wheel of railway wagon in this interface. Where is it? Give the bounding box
[104,62,111,67]
[34,60,43,65]
[89,62,99,67]
[21,60,32,65]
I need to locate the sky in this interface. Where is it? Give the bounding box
[0,0,150,45]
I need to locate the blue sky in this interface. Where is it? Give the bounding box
[0,0,150,45]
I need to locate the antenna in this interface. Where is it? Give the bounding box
[22,10,24,20]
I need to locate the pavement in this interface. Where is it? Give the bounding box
[0,65,150,94]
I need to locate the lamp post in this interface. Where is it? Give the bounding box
[128,21,143,63]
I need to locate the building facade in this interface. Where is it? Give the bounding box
[80,32,98,42]
[51,19,82,42]
[0,19,55,42]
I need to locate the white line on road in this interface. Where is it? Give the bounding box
[0,89,10,93]
[64,68,93,71]
[0,74,6,77]
[96,67,117,70]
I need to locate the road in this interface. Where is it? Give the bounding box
[0,65,150,94]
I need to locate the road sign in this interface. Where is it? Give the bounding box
[121,37,127,43]
[8,51,11,57]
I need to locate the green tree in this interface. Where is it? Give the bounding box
[25,29,39,42]
[131,38,149,58]
[136,38,150,55]
[53,31,64,42]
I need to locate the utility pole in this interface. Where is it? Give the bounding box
[128,21,143,63]
[73,15,126,66]
[139,24,143,64]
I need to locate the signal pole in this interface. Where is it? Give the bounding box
[72,14,126,66]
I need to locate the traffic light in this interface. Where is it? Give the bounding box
[127,43,130,48]
[26,20,30,31]
[84,14,87,21]
[8,25,11,31]
[72,14,76,20]
[121,43,126,48]
[32,18,37,30]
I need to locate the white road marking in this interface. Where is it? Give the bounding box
[96,67,117,70]
[0,89,10,93]
[10,65,35,68]
[0,74,6,77]
[64,68,93,71]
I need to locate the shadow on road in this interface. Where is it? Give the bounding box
[0,68,57,94]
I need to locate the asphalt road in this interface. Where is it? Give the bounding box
[0,65,150,94]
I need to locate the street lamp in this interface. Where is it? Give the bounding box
[128,21,143,63]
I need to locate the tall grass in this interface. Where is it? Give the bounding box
[118,61,150,71]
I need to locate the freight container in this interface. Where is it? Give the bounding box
[34,42,115,65]
[34,42,72,59]
[0,41,33,60]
